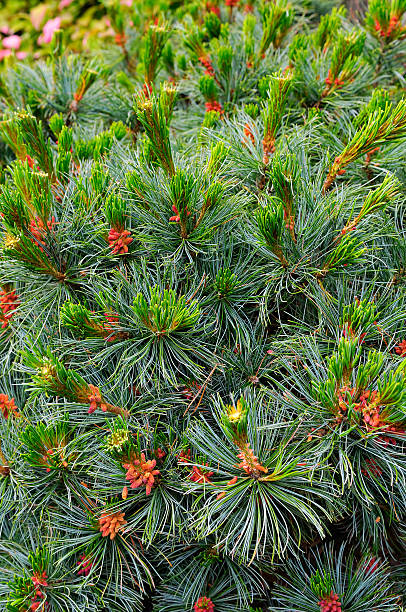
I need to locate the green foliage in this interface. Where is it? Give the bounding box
[136,84,177,176]
[272,544,398,611]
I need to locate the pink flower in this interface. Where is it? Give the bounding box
[121,0,133,5]
[16,51,28,60]
[30,5,48,30]
[0,49,11,60]
[0,26,10,34]
[59,0,74,9]
[2,35,21,50]
[38,17,61,45]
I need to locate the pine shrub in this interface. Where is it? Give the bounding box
[0,0,405,610]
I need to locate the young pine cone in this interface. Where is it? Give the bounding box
[99,511,127,539]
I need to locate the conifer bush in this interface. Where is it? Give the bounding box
[0,0,405,610]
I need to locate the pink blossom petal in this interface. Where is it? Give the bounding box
[16,51,28,60]
[40,17,61,44]
[2,35,21,49]
[58,0,74,9]
[0,49,11,60]
[30,5,48,30]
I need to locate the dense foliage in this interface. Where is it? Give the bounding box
[0,0,405,610]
